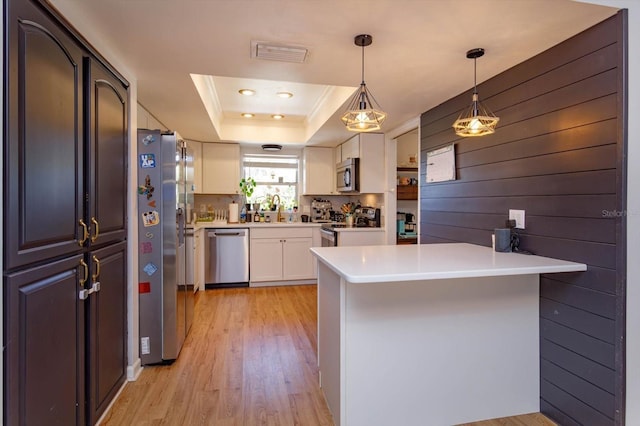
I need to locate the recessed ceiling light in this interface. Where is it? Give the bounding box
[238,89,255,96]
[241,113,254,118]
[276,91,293,99]
[271,114,285,120]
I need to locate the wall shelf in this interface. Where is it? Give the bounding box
[397,185,418,200]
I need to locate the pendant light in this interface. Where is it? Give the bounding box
[452,48,499,137]
[341,34,386,132]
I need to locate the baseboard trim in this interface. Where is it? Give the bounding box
[95,380,128,425]
[250,279,316,287]
[126,358,143,381]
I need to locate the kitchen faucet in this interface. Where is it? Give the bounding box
[272,194,283,222]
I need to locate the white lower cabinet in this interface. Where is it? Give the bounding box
[250,238,284,282]
[250,227,315,284]
[282,237,314,280]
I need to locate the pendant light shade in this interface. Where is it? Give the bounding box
[453,48,499,137]
[341,34,386,132]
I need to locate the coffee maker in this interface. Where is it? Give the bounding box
[397,212,417,236]
[311,199,332,222]
[355,207,381,227]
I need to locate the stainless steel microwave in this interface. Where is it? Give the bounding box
[336,158,359,192]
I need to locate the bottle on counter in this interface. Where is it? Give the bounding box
[254,210,260,222]
[240,206,246,223]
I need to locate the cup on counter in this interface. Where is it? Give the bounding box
[346,215,354,227]
[494,228,512,252]
[301,214,309,223]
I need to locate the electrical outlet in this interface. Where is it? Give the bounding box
[509,209,525,229]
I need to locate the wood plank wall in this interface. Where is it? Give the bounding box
[419,12,626,426]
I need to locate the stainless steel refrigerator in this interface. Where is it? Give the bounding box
[137,129,194,364]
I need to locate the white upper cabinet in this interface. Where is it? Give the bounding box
[340,135,360,161]
[185,140,202,193]
[338,133,385,193]
[358,133,385,193]
[202,143,240,194]
[302,146,337,195]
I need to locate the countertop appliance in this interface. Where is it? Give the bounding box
[311,198,333,222]
[397,211,417,237]
[355,207,381,227]
[205,228,249,287]
[138,129,195,365]
[336,158,359,192]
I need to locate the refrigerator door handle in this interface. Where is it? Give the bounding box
[177,207,185,245]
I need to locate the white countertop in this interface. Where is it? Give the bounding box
[189,221,322,230]
[310,243,586,283]
[189,222,383,232]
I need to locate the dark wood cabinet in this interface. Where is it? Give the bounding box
[5,255,86,426]
[85,57,128,247]
[86,241,127,425]
[5,0,85,270]
[3,1,129,424]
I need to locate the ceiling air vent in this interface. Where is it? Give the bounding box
[251,41,308,63]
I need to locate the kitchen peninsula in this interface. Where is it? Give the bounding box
[310,243,587,426]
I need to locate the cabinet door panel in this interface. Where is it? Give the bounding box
[283,238,315,280]
[202,143,240,194]
[5,254,85,425]
[86,58,128,247]
[5,6,84,269]
[250,238,283,282]
[87,241,127,424]
[302,147,336,195]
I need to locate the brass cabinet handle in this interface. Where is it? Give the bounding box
[91,217,99,243]
[79,259,89,287]
[78,219,89,246]
[91,255,101,283]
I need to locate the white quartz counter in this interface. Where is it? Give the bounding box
[311,242,586,283]
[190,221,322,230]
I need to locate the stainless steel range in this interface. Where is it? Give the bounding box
[319,207,381,247]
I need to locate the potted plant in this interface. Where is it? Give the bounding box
[239,177,256,210]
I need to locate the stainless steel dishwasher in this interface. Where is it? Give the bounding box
[205,228,249,288]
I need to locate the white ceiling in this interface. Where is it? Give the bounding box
[49,0,618,148]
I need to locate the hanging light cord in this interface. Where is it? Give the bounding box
[474,57,478,94]
[359,43,367,109]
[472,56,479,116]
[361,42,366,85]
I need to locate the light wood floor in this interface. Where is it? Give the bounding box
[100,285,556,426]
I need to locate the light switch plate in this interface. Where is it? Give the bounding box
[509,209,525,229]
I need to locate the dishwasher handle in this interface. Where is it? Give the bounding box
[208,230,246,237]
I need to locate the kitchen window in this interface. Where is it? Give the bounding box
[242,154,299,209]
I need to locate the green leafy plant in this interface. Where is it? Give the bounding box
[239,177,257,200]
